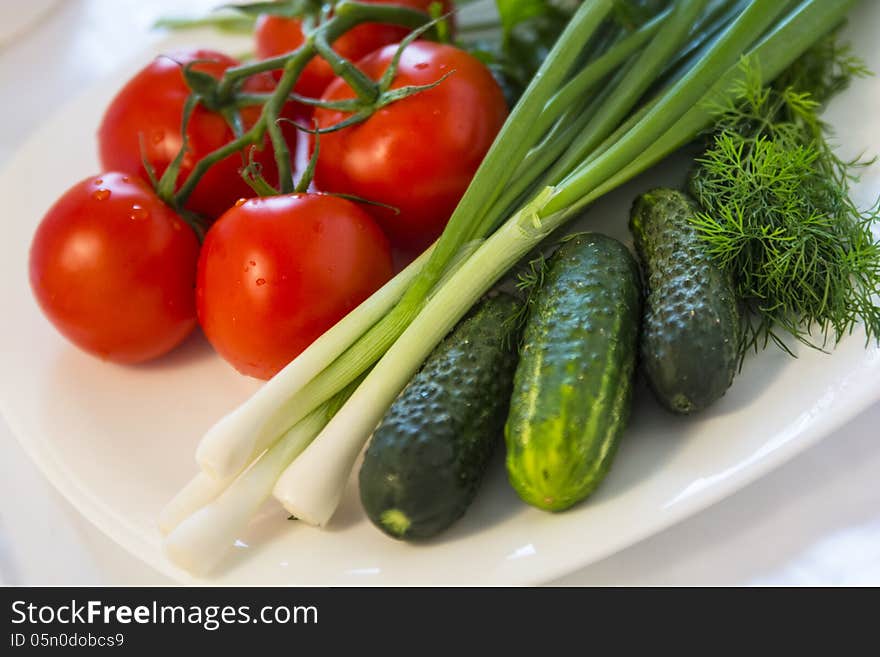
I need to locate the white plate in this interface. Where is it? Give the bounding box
[1,7,880,585]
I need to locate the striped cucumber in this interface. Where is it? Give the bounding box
[505,233,641,512]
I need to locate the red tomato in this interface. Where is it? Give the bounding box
[255,0,454,100]
[98,49,297,220]
[197,194,393,379]
[29,173,200,364]
[312,41,508,251]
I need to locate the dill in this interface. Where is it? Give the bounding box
[506,251,550,347]
[689,32,880,355]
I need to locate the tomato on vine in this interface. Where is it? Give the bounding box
[196,193,394,379]
[312,41,508,251]
[29,173,200,364]
[98,49,298,220]
[32,3,481,373]
[255,0,454,101]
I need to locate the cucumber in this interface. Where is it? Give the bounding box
[505,233,641,512]
[358,293,521,540]
[629,188,740,414]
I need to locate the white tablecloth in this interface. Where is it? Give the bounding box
[1,0,878,586]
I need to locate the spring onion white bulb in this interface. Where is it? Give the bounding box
[158,472,234,536]
[165,406,328,574]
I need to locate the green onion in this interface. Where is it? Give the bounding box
[158,471,233,536]
[165,404,331,574]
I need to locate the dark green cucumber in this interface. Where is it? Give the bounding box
[359,294,521,540]
[505,233,641,512]
[629,188,740,414]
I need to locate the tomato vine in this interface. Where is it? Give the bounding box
[159,1,443,210]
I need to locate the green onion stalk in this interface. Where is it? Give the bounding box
[164,0,860,570]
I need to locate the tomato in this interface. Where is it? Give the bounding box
[312,41,508,251]
[29,173,200,364]
[98,49,297,220]
[255,0,454,100]
[196,194,393,379]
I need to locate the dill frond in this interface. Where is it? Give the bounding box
[689,35,880,356]
[506,252,550,347]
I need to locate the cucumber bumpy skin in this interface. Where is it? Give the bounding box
[629,188,740,414]
[358,293,522,540]
[505,233,642,512]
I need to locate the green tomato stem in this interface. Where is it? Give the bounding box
[171,1,435,208]
[215,1,433,97]
[314,33,380,103]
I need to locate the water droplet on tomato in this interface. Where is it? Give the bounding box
[122,176,130,183]
[151,130,164,145]
[94,178,103,185]
[256,278,266,286]
[92,189,111,201]
[129,204,149,220]
[415,62,429,70]
[249,260,256,267]
[235,198,247,207]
